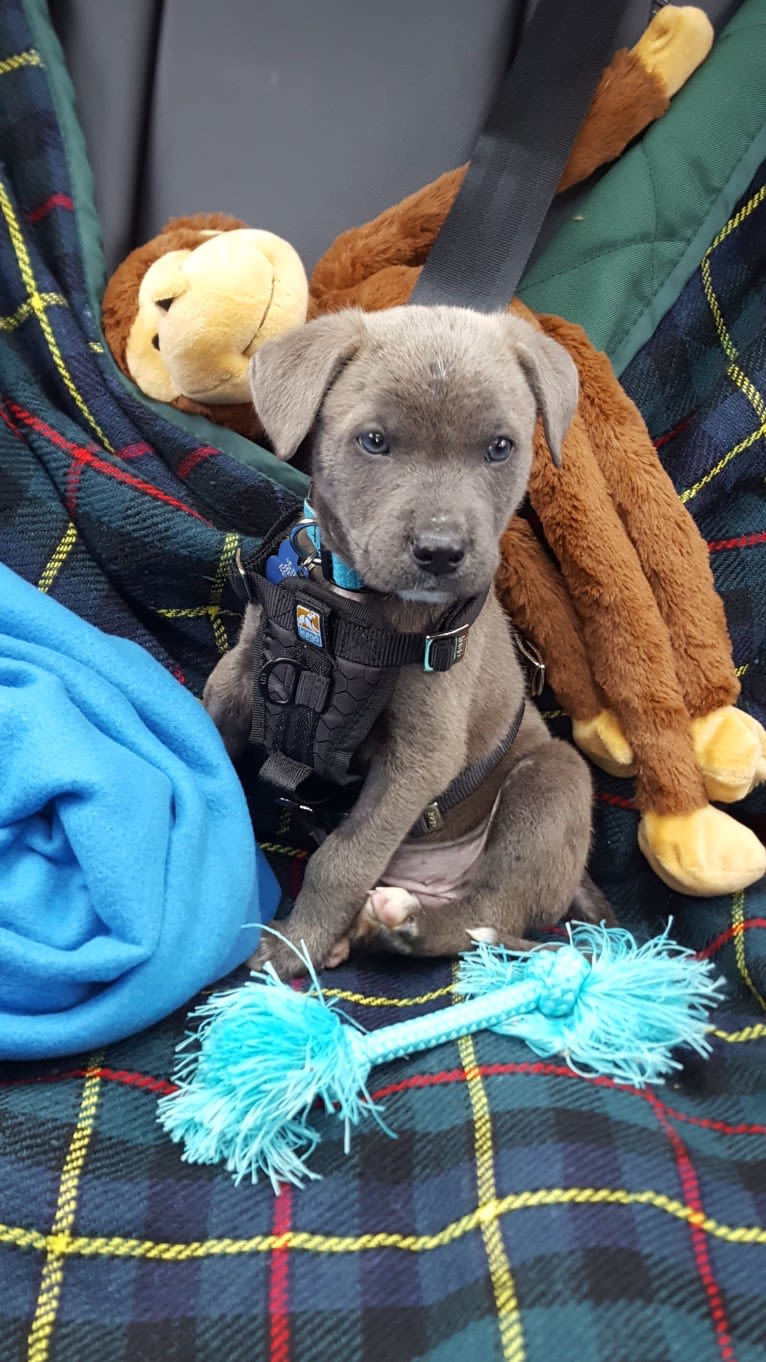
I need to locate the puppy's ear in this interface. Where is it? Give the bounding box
[508,321,579,467]
[250,310,365,461]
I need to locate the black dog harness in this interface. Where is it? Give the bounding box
[230,503,527,843]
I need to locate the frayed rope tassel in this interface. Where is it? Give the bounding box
[157,921,724,1191]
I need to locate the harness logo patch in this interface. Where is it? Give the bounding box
[295,604,324,648]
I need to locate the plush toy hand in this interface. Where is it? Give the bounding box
[638,807,766,897]
[572,709,636,778]
[691,706,766,804]
[633,5,713,100]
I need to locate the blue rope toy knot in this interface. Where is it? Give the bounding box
[524,945,590,1016]
[158,921,725,1192]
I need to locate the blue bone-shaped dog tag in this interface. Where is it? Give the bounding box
[265,539,309,585]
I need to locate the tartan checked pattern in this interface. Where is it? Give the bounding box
[0,2,766,1358]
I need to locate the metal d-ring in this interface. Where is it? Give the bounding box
[258,655,303,706]
[234,547,252,600]
[288,517,321,570]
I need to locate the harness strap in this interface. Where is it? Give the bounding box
[409,698,525,837]
[233,542,487,674]
[230,518,520,839]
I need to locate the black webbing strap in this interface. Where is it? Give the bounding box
[410,0,630,312]
[409,697,526,837]
[233,546,488,674]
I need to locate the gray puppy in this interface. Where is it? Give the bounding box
[204,305,613,979]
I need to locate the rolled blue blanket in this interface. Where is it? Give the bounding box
[0,563,277,1060]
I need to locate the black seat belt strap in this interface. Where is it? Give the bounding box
[410,0,630,312]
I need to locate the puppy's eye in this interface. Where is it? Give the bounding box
[486,436,514,464]
[357,431,390,456]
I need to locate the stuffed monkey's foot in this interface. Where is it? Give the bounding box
[692,706,766,804]
[572,709,636,778]
[633,6,713,99]
[638,806,766,896]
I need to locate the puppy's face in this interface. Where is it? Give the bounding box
[252,306,578,602]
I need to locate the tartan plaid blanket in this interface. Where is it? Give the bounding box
[1,2,765,1359]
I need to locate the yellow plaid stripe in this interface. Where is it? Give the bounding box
[154,533,240,651]
[458,1030,525,1362]
[680,423,766,504]
[0,292,66,331]
[156,606,239,621]
[709,183,766,253]
[701,250,766,422]
[0,181,112,451]
[712,1022,766,1043]
[258,841,310,862]
[701,252,737,363]
[26,1060,103,1362]
[454,956,524,1362]
[209,532,241,652]
[731,890,766,1011]
[322,982,454,1008]
[0,48,42,76]
[37,523,78,594]
[683,183,766,501]
[3,1186,763,1264]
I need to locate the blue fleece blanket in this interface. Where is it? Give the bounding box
[0,563,278,1060]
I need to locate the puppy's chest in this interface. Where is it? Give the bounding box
[358,621,524,818]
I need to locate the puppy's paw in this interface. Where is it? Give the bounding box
[364,886,422,931]
[323,938,351,969]
[346,885,423,956]
[466,927,499,944]
[248,920,340,981]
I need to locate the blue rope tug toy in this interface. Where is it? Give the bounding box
[158,923,724,1192]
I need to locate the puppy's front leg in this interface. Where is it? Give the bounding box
[251,741,460,979]
[203,604,261,758]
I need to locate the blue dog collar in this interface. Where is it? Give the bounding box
[303,499,366,592]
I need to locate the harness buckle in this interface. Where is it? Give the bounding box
[514,633,546,697]
[234,547,253,601]
[423,624,471,673]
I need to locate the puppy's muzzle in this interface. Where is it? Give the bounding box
[411,530,466,577]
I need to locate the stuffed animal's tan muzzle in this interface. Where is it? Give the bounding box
[125,229,309,405]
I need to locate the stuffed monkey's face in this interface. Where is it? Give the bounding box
[125,229,309,406]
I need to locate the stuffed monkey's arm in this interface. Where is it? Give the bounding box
[523,388,766,895]
[525,403,708,819]
[538,313,739,721]
[310,168,466,305]
[311,9,712,304]
[308,264,421,317]
[497,518,604,724]
[538,310,766,806]
[559,7,713,191]
[496,518,637,779]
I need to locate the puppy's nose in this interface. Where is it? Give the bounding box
[411,532,466,576]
